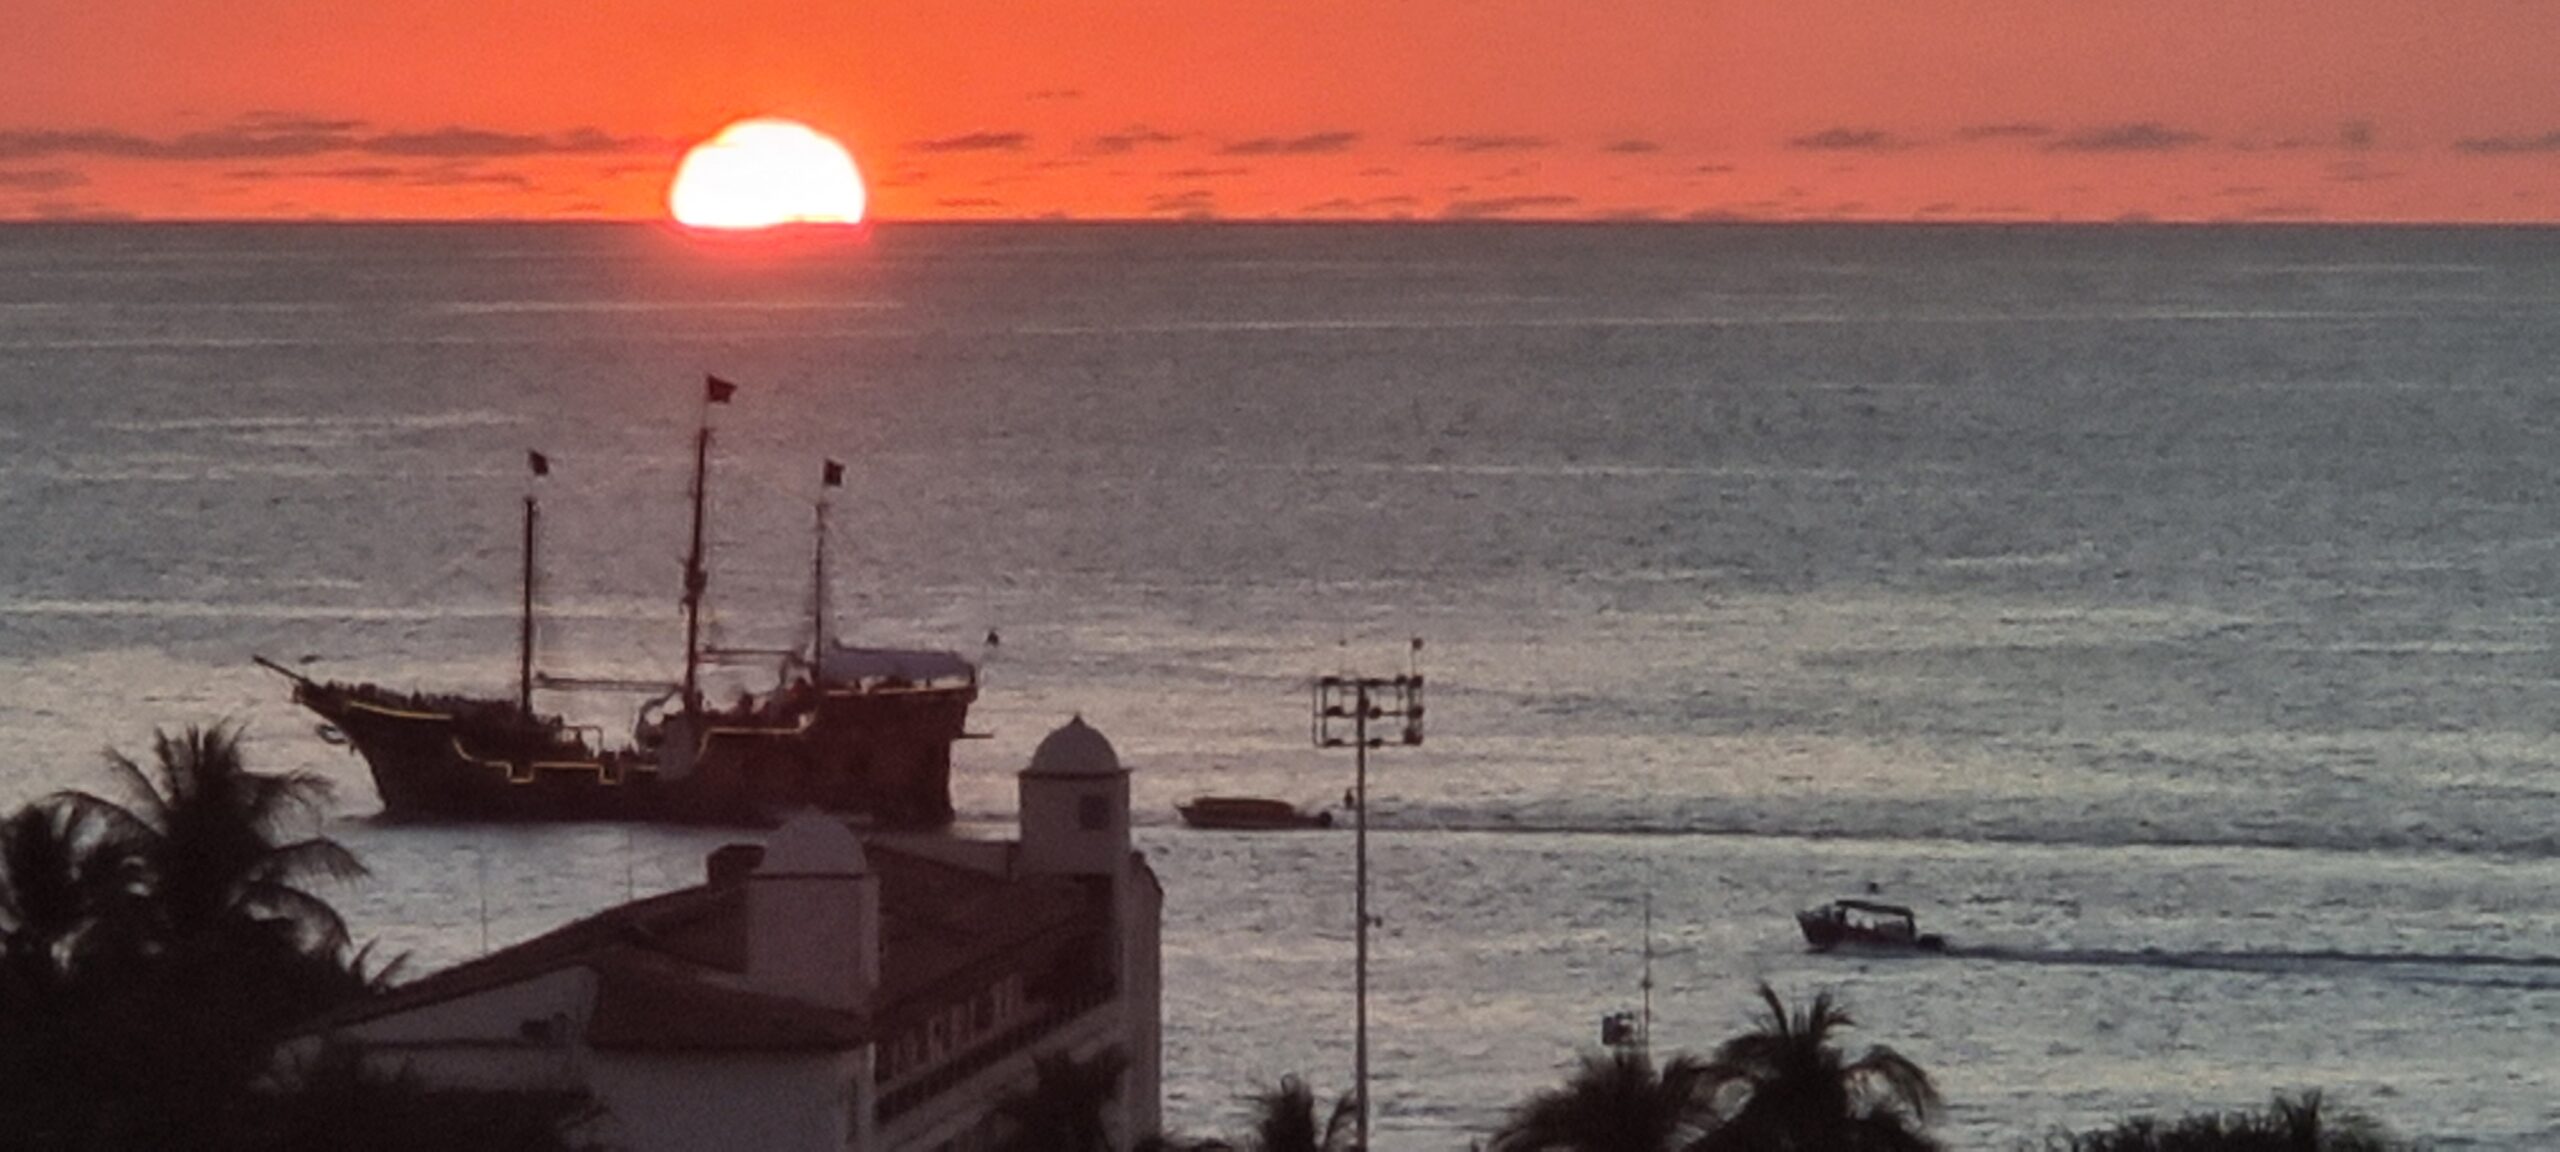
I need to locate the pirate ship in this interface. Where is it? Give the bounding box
[262,376,979,827]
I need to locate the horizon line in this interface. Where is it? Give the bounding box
[8,214,2560,230]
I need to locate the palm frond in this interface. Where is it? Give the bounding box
[343,939,414,992]
[1753,984,1794,1040]
[79,747,170,831]
[1248,1075,1322,1152]
[1694,986,1940,1152]
[1841,1046,1939,1119]
[238,766,341,833]
[0,803,88,930]
[1493,1048,1717,1152]
[1320,1088,1359,1152]
[238,881,355,952]
[1796,989,1852,1043]
[255,836,371,885]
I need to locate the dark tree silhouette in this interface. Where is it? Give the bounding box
[2043,1091,2400,1152]
[0,722,595,1151]
[1490,1048,1720,1152]
[1244,1074,1358,1152]
[1693,985,1941,1152]
[243,1043,606,1152]
[995,1046,1132,1152]
[63,722,366,956]
[0,800,107,991]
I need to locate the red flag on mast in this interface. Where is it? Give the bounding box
[822,459,845,488]
[527,450,550,477]
[706,375,738,404]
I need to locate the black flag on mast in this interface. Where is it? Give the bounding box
[822,459,845,488]
[705,375,739,404]
[527,450,550,477]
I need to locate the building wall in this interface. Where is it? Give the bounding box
[590,1050,864,1152]
[873,860,1161,1152]
[875,1000,1130,1152]
[1121,857,1164,1141]
[1017,772,1130,878]
[748,870,879,1010]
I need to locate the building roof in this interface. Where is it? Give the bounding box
[584,949,872,1052]
[1023,715,1122,779]
[310,830,1101,1052]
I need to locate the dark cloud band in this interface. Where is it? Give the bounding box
[0,120,648,162]
[912,132,1033,154]
[1220,132,1360,156]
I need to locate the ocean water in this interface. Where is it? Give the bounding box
[2,222,2557,1149]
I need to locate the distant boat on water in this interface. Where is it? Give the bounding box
[1175,795,1334,831]
[1796,898,1948,953]
[264,376,980,828]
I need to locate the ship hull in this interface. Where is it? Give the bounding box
[291,679,975,828]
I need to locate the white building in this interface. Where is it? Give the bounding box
[299,716,1162,1152]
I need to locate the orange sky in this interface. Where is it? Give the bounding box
[8,0,2560,222]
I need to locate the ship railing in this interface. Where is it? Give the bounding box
[452,737,617,787]
[524,760,613,786]
[822,675,978,698]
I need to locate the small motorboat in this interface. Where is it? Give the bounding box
[1797,899,1947,953]
[1175,796,1333,831]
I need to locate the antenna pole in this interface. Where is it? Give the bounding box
[1641,886,1655,1055]
[1354,690,1369,1152]
[1312,641,1427,1152]
[477,845,491,956]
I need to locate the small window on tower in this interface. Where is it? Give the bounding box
[1077,793,1110,830]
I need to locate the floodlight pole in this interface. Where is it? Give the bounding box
[1313,644,1425,1152]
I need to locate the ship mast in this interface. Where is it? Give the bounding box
[680,420,711,717]
[810,496,829,669]
[520,491,537,716]
[811,457,844,672]
[520,449,550,717]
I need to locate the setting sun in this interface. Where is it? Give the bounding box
[667,118,866,230]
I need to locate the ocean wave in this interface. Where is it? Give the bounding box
[1951,944,2560,989]
[99,412,520,434]
[1282,805,2560,864]
[0,597,648,623]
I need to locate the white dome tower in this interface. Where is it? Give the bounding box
[1013,715,1159,1144]
[1017,715,1131,876]
[746,812,879,1010]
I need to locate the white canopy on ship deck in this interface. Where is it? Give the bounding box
[817,646,976,686]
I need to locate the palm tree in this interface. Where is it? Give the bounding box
[13,724,375,1147]
[0,797,126,1140]
[61,723,365,958]
[1490,1048,1720,1152]
[0,800,106,990]
[1244,1075,1357,1152]
[994,1047,1130,1152]
[1694,985,1941,1152]
[2045,1091,2399,1152]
